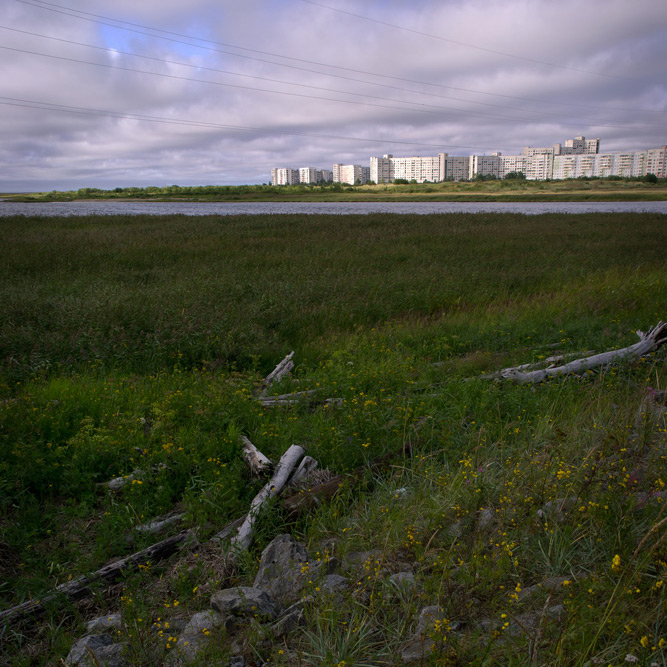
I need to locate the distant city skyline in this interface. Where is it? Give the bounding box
[2,0,666,192]
[271,136,667,184]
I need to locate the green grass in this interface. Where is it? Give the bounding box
[4,176,667,202]
[0,212,666,665]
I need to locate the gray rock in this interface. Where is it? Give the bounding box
[270,599,310,638]
[400,637,437,663]
[173,635,207,664]
[320,574,350,593]
[66,634,125,667]
[390,572,416,592]
[211,586,278,619]
[344,549,383,568]
[400,605,449,663]
[182,610,224,637]
[253,534,319,604]
[477,508,495,530]
[228,657,246,667]
[414,605,448,637]
[85,613,122,634]
[536,497,578,522]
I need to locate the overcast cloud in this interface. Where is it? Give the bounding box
[1,0,666,191]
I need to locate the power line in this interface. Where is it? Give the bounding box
[297,0,641,82]
[13,0,665,116]
[0,95,522,152]
[0,25,662,127]
[3,43,664,133]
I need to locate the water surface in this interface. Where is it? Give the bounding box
[1,200,667,217]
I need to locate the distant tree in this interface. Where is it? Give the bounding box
[643,173,658,183]
[504,171,526,180]
[393,178,409,184]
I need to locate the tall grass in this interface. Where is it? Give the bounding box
[0,212,665,665]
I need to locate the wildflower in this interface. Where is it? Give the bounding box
[640,636,650,648]
[612,554,622,572]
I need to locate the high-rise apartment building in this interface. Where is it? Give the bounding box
[271,167,299,185]
[333,163,370,184]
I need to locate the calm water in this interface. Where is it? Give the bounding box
[1,200,667,217]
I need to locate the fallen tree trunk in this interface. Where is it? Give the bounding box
[500,322,666,384]
[0,531,195,626]
[230,444,305,553]
[240,435,272,476]
[259,351,294,396]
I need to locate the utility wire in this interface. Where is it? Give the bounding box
[298,0,641,82]
[13,0,665,116]
[0,95,522,152]
[3,44,663,133]
[4,26,661,130]
[0,24,616,123]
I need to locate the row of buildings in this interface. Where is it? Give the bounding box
[271,137,667,185]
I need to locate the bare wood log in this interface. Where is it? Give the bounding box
[0,531,196,626]
[500,322,667,384]
[134,513,184,534]
[289,456,319,486]
[259,390,318,406]
[230,444,305,553]
[259,351,294,396]
[261,395,343,409]
[240,435,272,476]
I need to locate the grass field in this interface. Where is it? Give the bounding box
[3,176,667,203]
[1,212,666,665]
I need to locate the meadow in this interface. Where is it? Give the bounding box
[4,176,667,203]
[1,212,666,665]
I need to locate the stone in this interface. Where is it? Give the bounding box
[400,606,449,663]
[182,610,225,637]
[65,634,126,667]
[477,508,495,530]
[536,497,578,522]
[210,586,277,620]
[269,599,310,638]
[85,613,122,634]
[320,574,350,593]
[228,657,246,667]
[253,534,319,604]
[389,572,416,592]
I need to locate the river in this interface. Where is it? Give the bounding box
[1,200,667,217]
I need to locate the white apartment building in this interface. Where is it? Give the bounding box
[271,167,299,186]
[333,163,370,185]
[469,154,503,180]
[274,137,665,185]
[298,167,319,184]
[551,146,667,179]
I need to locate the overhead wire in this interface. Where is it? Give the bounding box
[0,95,522,152]
[3,26,664,130]
[12,0,666,116]
[297,0,643,82]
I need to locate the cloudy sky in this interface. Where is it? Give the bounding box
[1,0,666,191]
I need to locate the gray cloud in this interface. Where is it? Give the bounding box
[1,0,665,190]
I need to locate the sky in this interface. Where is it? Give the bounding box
[1,0,666,191]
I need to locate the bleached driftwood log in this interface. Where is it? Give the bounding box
[289,455,319,486]
[241,435,272,476]
[500,322,667,384]
[0,531,196,625]
[134,513,184,534]
[230,444,305,553]
[259,390,317,407]
[259,351,294,396]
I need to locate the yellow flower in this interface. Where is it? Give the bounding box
[640,635,649,648]
[611,554,621,572]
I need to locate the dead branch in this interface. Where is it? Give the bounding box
[499,322,666,384]
[229,444,305,553]
[0,531,195,626]
[259,351,294,396]
[240,435,272,476]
